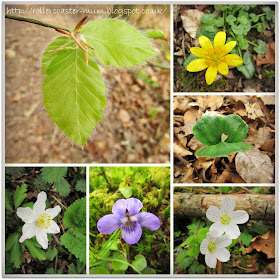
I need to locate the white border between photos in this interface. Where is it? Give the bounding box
[1,0,279,279]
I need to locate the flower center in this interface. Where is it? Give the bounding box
[121,212,138,231]
[37,213,51,229]
[220,214,231,225]
[212,54,220,62]
[207,241,217,253]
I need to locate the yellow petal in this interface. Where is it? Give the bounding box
[190,47,209,59]
[218,62,229,75]
[214,31,226,49]
[199,36,214,52]
[220,41,237,56]
[224,54,243,66]
[187,59,209,72]
[205,64,218,85]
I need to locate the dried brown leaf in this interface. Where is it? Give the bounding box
[173,143,193,157]
[180,9,203,38]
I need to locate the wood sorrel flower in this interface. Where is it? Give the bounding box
[17,191,61,249]
[97,198,160,244]
[187,31,243,85]
[200,230,231,268]
[206,197,249,239]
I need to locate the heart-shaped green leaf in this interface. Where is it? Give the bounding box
[193,115,253,158]
[237,52,255,79]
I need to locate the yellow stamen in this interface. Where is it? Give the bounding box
[212,54,220,62]
[220,214,231,225]
[207,241,217,253]
[37,213,51,229]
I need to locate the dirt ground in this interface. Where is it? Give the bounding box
[5,4,170,163]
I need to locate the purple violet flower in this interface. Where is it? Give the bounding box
[97,198,160,244]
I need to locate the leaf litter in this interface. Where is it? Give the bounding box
[174,95,275,183]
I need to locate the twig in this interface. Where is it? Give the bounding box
[217,260,222,274]
[52,195,67,210]
[181,71,204,92]
[147,61,170,69]
[5,14,71,32]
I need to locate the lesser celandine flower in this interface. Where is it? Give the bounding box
[200,230,231,268]
[97,198,160,244]
[206,197,249,239]
[17,191,61,249]
[187,31,243,85]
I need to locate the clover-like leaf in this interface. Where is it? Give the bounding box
[193,115,253,158]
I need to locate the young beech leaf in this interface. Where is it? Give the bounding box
[42,37,106,146]
[80,19,158,67]
[193,115,253,158]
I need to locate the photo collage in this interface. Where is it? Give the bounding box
[3,3,277,278]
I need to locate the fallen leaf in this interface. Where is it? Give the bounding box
[245,103,265,120]
[260,95,275,105]
[118,109,130,123]
[180,9,203,38]
[184,108,198,123]
[12,91,22,102]
[245,231,275,259]
[235,148,274,183]
[256,42,275,66]
[261,263,275,274]
[246,127,273,148]
[188,136,205,151]
[205,96,224,111]
[173,143,193,157]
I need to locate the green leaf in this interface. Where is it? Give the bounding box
[175,251,188,264]
[189,260,199,274]
[256,22,265,33]
[249,13,259,23]
[75,179,86,193]
[193,115,253,158]
[41,167,67,183]
[232,24,245,35]
[214,17,224,27]
[142,267,156,274]
[5,233,23,268]
[60,230,86,263]
[183,53,198,70]
[239,232,253,247]
[45,267,63,274]
[24,239,47,261]
[54,178,71,196]
[250,222,268,235]
[180,256,194,271]
[196,264,206,274]
[112,270,125,274]
[253,39,267,54]
[262,7,274,21]
[200,13,216,23]
[187,238,200,257]
[5,190,13,212]
[90,267,110,274]
[42,37,106,146]
[63,197,86,233]
[80,19,157,67]
[131,254,147,272]
[226,15,236,25]
[226,238,237,250]
[46,246,58,261]
[33,176,51,191]
[237,36,249,50]
[196,25,216,40]
[14,184,28,208]
[5,167,25,175]
[119,186,132,198]
[112,252,129,271]
[204,25,218,33]
[237,52,255,79]
[197,228,209,243]
[220,186,232,193]
[145,30,165,39]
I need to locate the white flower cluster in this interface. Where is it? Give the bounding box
[200,197,249,268]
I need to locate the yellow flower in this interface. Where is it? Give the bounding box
[187,31,243,85]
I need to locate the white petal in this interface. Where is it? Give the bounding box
[216,234,232,248]
[200,239,208,254]
[231,210,249,224]
[205,252,217,268]
[207,229,219,241]
[215,248,230,262]
[33,192,47,216]
[45,206,61,219]
[224,223,240,239]
[209,222,225,236]
[221,197,235,214]
[45,220,60,234]
[16,207,36,223]
[19,222,37,243]
[206,206,222,222]
[35,227,48,249]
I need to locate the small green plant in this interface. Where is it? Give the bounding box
[193,114,253,157]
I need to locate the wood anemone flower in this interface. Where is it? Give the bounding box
[187,31,243,85]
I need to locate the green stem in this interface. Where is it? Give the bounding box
[5,14,71,32]
[248,40,258,47]
[238,47,242,58]
[126,243,130,263]
[257,13,266,17]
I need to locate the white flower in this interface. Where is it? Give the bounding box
[206,197,249,239]
[200,230,232,268]
[17,191,61,249]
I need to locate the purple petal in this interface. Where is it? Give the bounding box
[97,214,121,234]
[126,198,143,216]
[137,212,160,230]
[112,199,127,216]
[121,221,142,244]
